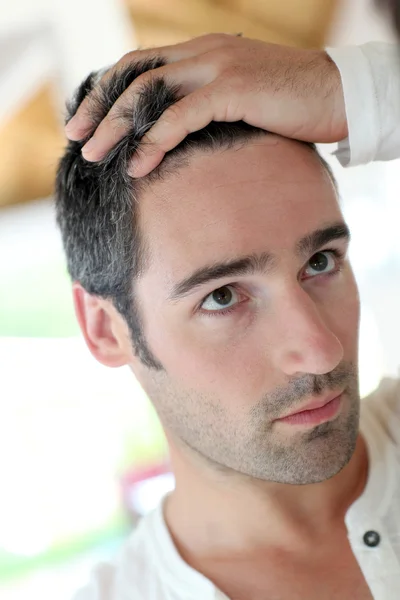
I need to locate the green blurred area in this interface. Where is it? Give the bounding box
[0,514,129,583]
[0,260,79,337]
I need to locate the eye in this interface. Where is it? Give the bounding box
[200,285,240,312]
[304,250,339,278]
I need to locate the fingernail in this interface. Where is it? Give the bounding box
[65,119,76,134]
[81,138,97,155]
[65,116,87,140]
[65,117,83,138]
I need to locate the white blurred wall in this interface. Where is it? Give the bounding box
[0,0,136,122]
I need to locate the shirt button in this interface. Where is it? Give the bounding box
[363,531,381,547]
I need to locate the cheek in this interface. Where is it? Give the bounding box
[327,273,360,355]
[142,271,360,400]
[148,313,271,402]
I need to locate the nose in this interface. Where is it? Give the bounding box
[271,285,344,376]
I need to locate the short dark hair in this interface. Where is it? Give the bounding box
[55,58,335,370]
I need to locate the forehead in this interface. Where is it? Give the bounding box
[138,137,340,282]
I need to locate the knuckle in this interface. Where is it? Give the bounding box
[201,32,229,42]
[133,70,154,89]
[162,102,183,125]
[199,32,237,53]
[106,109,127,133]
[119,48,162,69]
[120,49,139,64]
[111,52,136,75]
[211,46,237,69]
[140,135,162,156]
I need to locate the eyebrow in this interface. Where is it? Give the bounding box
[168,222,351,301]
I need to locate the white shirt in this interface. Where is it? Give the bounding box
[73,44,400,600]
[327,43,400,166]
[73,376,400,600]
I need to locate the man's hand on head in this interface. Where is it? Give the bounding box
[65,33,348,178]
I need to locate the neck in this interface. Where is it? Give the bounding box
[164,433,369,559]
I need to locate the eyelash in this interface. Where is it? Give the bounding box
[198,248,346,318]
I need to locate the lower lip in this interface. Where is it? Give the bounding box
[276,394,343,426]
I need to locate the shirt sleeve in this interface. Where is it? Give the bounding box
[326,43,400,167]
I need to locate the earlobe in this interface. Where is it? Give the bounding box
[72,283,130,368]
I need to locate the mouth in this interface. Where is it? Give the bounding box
[275,391,345,427]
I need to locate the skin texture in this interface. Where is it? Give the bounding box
[73,136,368,572]
[134,139,360,486]
[64,34,347,177]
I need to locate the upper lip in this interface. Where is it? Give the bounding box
[278,390,345,420]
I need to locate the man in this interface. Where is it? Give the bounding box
[58,46,400,598]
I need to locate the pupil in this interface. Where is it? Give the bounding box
[310,252,328,271]
[212,287,232,306]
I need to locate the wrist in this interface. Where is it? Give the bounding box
[323,51,349,141]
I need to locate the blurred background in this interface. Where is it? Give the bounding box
[1,0,400,598]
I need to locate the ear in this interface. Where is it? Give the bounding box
[72,282,131,368]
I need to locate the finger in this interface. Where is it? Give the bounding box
[65,33,236,141]
[81,59,215,162]
[128,83,236,178]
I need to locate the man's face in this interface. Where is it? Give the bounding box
[131,136,361,485]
